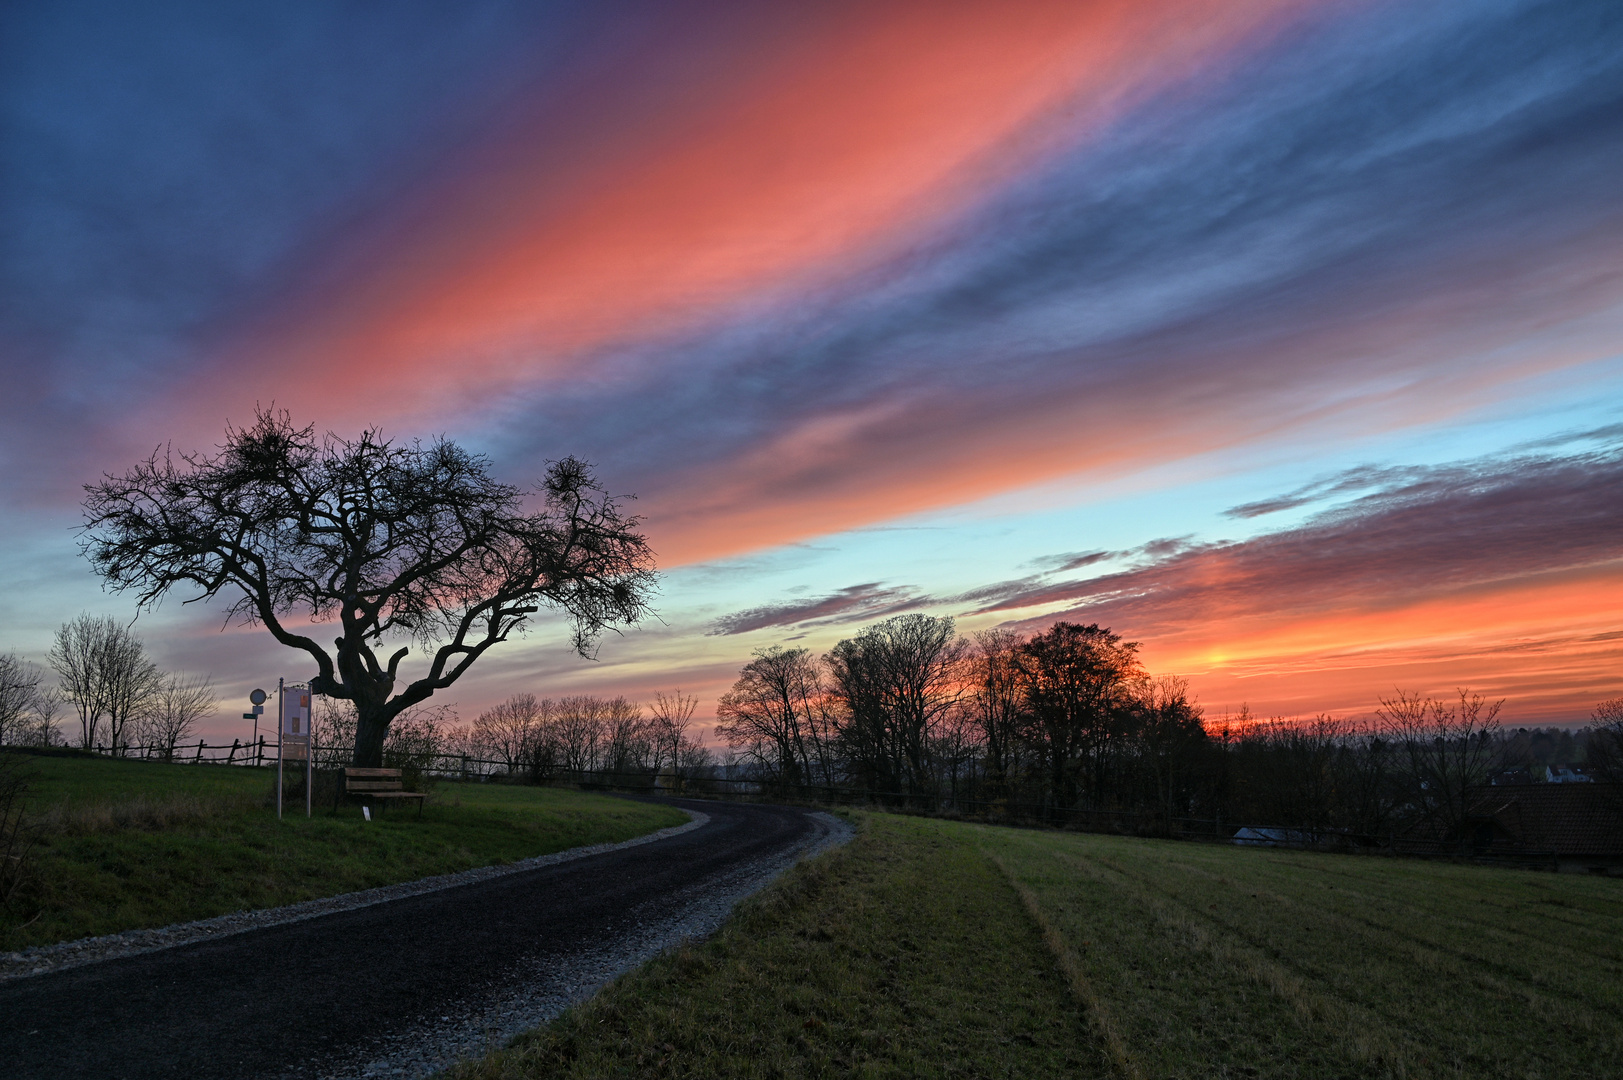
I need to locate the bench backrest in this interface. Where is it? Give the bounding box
[344,767,404,793]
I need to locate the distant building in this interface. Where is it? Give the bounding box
[1452,784,1623,874]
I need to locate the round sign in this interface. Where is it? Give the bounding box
[249,688,267,705]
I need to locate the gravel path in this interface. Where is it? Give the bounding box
[0,798,852,1080]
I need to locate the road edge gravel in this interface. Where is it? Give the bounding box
[332,808,855,1080]
[0,809,708,982]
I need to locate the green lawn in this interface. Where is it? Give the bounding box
[1,753,686,951]
[447,813,1623,1080]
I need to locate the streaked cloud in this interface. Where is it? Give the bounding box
[991,444,1623,633]
[709,582,922,637]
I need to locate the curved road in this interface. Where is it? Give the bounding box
[0,798,828,1080]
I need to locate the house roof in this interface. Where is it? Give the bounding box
[1466,783,1623,856]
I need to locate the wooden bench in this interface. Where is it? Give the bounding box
[337,768,428,817]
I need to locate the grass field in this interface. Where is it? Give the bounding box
[0,753,686,952]
[448,812,1623,1080]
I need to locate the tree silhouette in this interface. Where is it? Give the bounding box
[1016,622,1142,810]
[81,410,655,767]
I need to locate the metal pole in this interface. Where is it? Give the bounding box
[277,678,284,820]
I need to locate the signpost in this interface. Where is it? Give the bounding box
[277,679,314,819]
[244,687,266,749]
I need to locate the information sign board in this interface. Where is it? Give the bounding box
[282,688,312,738]
[277,680,315,819]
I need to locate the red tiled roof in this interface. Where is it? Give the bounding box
[1466,783,1623,856]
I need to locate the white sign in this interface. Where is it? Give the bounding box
[282,688,312,739]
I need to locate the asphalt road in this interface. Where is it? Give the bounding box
[0,798,824,1080]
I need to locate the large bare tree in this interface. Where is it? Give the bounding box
[1016,621,1142,810]
[827,614,965,797]
[716,646,830,788]
[81,410,656,767]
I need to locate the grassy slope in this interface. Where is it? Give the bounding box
[2,755,686,951]
[449,813,1623,1080]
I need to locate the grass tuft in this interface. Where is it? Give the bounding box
[30,790,264,836]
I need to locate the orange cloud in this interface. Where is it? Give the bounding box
[986,445,1623,725]
[1153,567,1623,725]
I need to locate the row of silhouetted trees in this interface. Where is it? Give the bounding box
[714,614,1623,837]
[314,690,712,780]
[0,614,215,759]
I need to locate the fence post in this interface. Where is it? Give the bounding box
[194,740,205,764]
[227,738,239,765]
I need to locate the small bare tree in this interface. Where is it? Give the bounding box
[14,690,64,748]
[554,696,608,773]
[1379,688,1503,832]
[47,614,161,751]
[647,689,699,775]
[472,693,549,774]
[48,615,107,749]
[1585,698,1623,784]
[0,653,46,747]
[138,675,216,761]
[969,629,1025,799]
[601,697,649,773]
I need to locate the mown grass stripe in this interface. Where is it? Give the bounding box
[1084,845,1616,1064]
[984,847,1141,1080]
[1098,846,1623,1017]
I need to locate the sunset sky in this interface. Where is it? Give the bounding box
[3,0,1622,741]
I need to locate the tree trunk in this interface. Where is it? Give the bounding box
[353,707,389,768]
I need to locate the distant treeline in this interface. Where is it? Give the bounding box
[312,690,714,783]
[1,615,215,759]
[710,614,1623,838]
